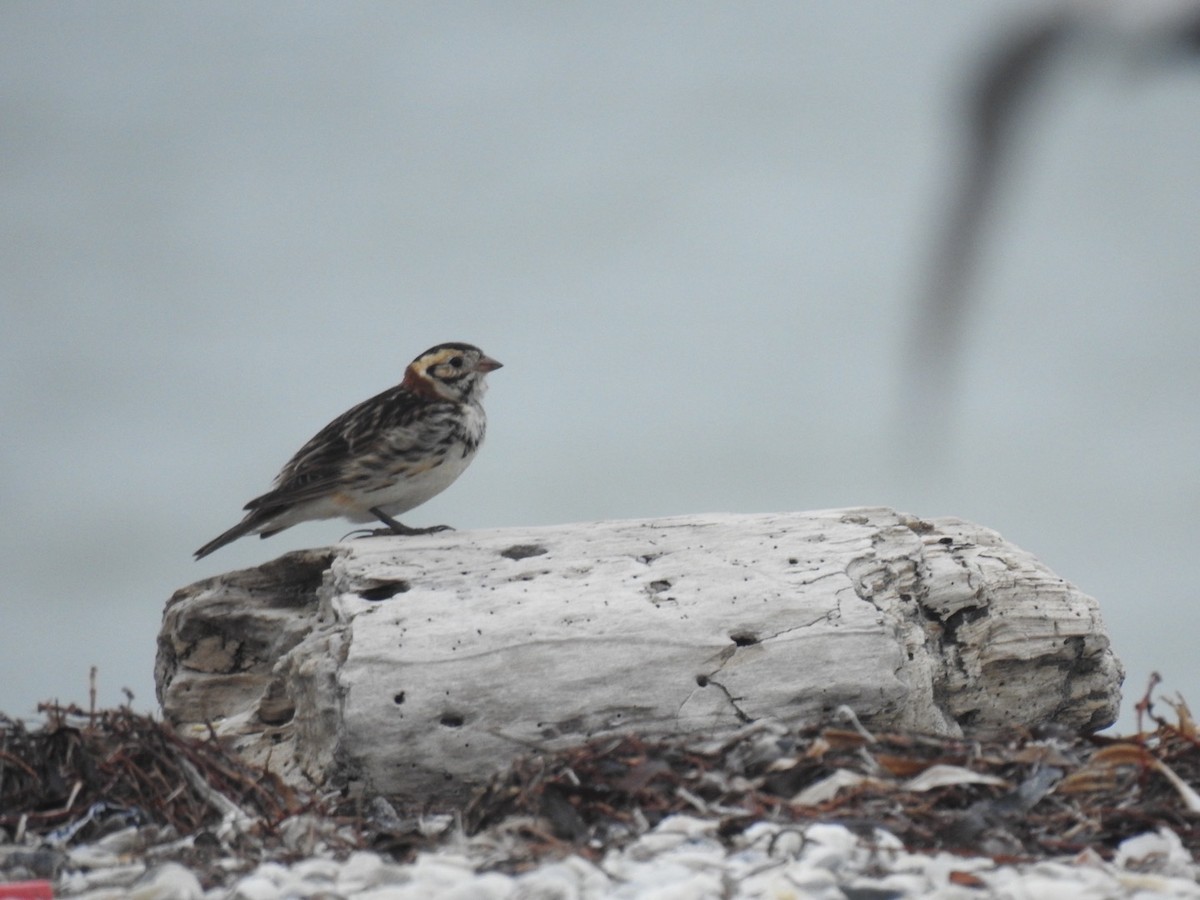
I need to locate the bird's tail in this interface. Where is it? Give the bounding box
[194,508,281,559]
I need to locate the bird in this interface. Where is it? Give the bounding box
[195,342,502,559]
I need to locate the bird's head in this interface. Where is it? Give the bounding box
[402,342,502,402]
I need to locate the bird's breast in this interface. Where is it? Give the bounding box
[456,402,487,451]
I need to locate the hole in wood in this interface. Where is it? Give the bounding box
[393,692,405,705]
[730,633,759,647]
[501,544,548,560]
[695,674,709,687]
[440,712,465,728]
[358,581,411,601]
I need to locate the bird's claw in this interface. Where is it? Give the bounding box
[342,527,395,541]
[341,523,456,541]
[382,521,455,536]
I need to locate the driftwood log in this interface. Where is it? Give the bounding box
[157,508,1123,803]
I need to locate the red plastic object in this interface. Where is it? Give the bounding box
[0,881,54,899]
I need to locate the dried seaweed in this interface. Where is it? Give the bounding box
[0,703,310,843]
[3,675,1199,883]
[464,678,1200,863]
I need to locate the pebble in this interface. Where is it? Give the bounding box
[13,817,1200,899]
[128,863,204,900]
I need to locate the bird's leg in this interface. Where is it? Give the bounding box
[369,507,454,536]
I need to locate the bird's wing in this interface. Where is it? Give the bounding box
[243,385,450,511]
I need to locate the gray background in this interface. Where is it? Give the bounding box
[3,1,1197,732]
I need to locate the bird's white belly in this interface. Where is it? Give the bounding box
[362,448,478,519]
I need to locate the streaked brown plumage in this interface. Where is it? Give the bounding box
[195,342,501,559]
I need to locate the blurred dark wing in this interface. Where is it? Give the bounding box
[911,10,1073,389]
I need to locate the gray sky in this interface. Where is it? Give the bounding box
[3,1,1198,732]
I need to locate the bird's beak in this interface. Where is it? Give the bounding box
[476,355,503,373]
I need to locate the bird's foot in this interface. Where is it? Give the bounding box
[392,522,454,535]
[342,525,454,541]
[368,507,455,536]
[342,527,394,541]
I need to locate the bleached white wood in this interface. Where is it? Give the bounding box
[156,508,1123,802]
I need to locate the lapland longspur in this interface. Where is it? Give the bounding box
[195,342,501,559]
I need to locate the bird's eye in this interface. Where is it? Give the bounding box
[449,356,464,369]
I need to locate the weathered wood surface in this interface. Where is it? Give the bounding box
[157,508,1123,803]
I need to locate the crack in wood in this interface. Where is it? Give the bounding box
[705,677,752,724]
